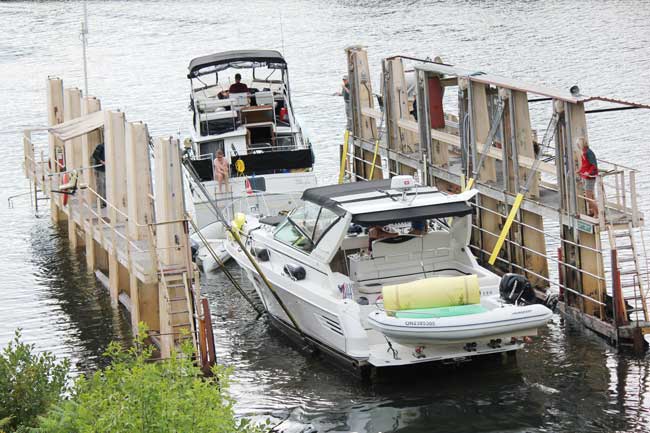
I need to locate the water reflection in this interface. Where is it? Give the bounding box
[28,220,131,372]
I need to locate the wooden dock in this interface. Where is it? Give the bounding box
[22,78,216,368]
[343,47,650,352]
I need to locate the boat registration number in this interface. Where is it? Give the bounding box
[404,320,436,327]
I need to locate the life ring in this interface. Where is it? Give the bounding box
[62,173,69,206]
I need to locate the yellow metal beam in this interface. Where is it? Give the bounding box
[368,139,380,180]
[488,193,524,265]
[338,129,350,184]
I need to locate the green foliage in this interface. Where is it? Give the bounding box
[0,330,69,432]
[37,324,262,433]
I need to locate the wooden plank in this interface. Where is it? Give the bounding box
[46,78,65,222]
[512,90,539,197]
[398,118,556,175]
[104,110,127,308]
[64,88,83,249]
[153,136,185,357]
[125,122,154,241]
[509,90,549,288]
[104,111,128,221]
[471,82,496,182]
[415,63,582,103]
[81,97,102,273]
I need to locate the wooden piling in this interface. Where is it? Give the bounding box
[80,96,102,272]
[346,47,380,180]
[470,82,500,265]
[125,121,155,334]
[63,87,83,249]
[153,136,186,358]
[46,78,65,223]
[104,110,127,306]
[510,90,549,288]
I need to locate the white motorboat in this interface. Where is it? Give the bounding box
[225,176,553,369]
[184,50,317,270]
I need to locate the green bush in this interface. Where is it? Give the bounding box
[37,326,263,433]
[0,330,69,432]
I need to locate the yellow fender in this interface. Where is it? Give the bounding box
[229,212,246,240]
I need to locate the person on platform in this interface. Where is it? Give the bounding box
[213,150,230,193]
[334,74,351,130]
[228,73,249,94]
[92,142,106,207]
[577,137,599,217]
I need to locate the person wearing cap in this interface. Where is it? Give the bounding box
[334,75,352,130]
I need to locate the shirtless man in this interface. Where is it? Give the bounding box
[213,150,230,193]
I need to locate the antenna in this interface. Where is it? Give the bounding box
[81,0,89,95]
[279,9,285,55]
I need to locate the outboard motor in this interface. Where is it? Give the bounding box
[499,273,536,304]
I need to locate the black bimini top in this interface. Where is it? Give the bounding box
[301,179,474,227]
[188,50,287,78]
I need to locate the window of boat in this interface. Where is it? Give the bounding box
[312,207,339,244]
[288,202,321,239]
[274,218,314,253]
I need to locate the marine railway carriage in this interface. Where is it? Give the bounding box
[186,49,316,231]
[225,177,552,370]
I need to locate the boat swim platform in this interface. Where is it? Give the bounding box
[21,78,216,370]
[343,46,650,352]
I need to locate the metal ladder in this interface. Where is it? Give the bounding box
[611,222,649,322]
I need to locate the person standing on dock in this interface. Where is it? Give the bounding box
[578,137,599,217]
[92,142,106,207]
[334,75,351,130]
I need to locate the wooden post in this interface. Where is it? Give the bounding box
[566,102,605,316]
[47,78,65,223]
[63,88,83,248]
[81,96,102,273]
[382,57,416,176]
[470,82,500,264]
[511,90,549,288]
[153,136,186,357]
[346,47,380,180]
[104,110,127,306]
[125,121,155,333]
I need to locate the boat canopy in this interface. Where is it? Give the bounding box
[188,50,287,78]
[301,180,476,226]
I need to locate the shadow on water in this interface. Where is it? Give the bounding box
[28,218,131,372]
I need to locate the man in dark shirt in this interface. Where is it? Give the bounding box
[334,75,351,130]
[228,73,248,94]
[92,143,106,206]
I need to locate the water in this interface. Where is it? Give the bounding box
[1,1,650,431]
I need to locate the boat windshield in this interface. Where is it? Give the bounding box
[274,202,340,252]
